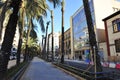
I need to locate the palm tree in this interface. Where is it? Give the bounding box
[24,18,36,61]
[22,37,39,58]
[61,0,65,63]
[82,0,102,74]
[16,2,25,65]
[17,0,60,64]
[25,27,38,61]
[0,0,60,79]
[0,0,22,79]
[42,21,50,59]
[28,38,39,58]
[23,0,48,61]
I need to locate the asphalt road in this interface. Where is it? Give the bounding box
[20,57,78,80]
[64,60,120,79]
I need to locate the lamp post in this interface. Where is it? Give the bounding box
[82,0,102,75]
[61,0,65,63]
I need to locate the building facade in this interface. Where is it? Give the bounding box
[59,28,71,59]
[48,32,60,57]
[103,10,120,61]
[71,0,120,60]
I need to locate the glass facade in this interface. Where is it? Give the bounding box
[72,0,95,51]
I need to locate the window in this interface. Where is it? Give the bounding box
[115,39,120,52]
[112,18,120,33]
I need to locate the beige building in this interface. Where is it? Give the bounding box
[59,28,71,59]
[103,10,120,61]
[64,28,71,59]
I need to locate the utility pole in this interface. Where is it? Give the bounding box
[51,10,54,61]
[61,0,65,63]
[82,0,102,74]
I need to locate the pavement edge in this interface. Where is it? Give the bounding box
[10,61,30,80]
[52,63,86,80]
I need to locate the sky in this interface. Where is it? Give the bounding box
[36,0,83,43]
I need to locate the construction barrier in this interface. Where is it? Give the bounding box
[116,63,120,69]
[109,63,116,68]
[102,62,109,67]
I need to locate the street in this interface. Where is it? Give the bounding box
[20,57,79,80]
[64,59,120,79]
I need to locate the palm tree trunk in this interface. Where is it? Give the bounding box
[82,0,102,73]
[47,34,50,60]
[43,21,50,59]
[24,18,31,62]
[0,1,21,79]
[16,4,25,65]
[16,39,22,65]
[61,0,65,63]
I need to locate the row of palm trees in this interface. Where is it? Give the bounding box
[0,0,103,79]
[0,0,61,79]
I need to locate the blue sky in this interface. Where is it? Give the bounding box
[37,0,83,43]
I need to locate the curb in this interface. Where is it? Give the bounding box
[67,60,120,69]
[52,63,86,80]
[90,61,120,69]
[10,62,30,80]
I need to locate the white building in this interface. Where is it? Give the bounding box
[48,32,60,56]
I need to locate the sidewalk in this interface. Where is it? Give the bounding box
[8,58,23,69]
[65,59,120,69]
[20,57,78,80]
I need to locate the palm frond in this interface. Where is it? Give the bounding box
[25,0,47,18]
[30,19,37,39]
[30,28,37,39]
[0,1,4,8]
[38,16,45,32]
[48,0,60,8]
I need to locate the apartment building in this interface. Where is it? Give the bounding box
[48,32,60,57]
[59,28,71,59]
[103,10,120,61]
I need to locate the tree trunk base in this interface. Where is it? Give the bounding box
[0,51,9,80]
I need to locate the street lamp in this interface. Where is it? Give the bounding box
[61,0,65,63]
